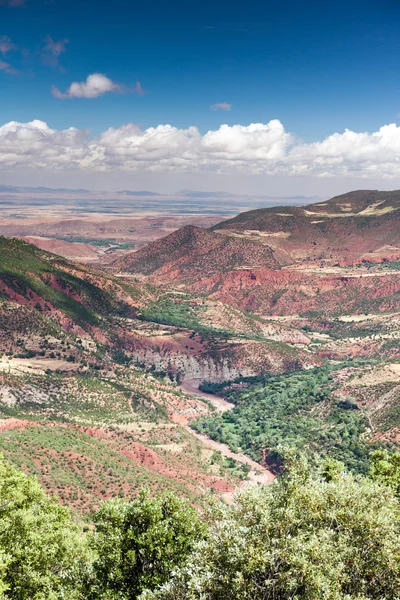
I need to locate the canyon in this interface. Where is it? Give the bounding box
[0,188,398,512]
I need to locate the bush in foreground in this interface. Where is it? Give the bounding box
[0,457,89,600]
[1,453,400,599]
[88,489,206,600]
[370,449,400,497]
[142,457,400,600]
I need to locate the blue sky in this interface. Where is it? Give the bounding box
[1,0,400,194]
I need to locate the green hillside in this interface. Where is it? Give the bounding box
[0,237,141,327]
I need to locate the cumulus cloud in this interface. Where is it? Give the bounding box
[288,124,400,177]
[52,73,122,99]
[52,74,146,99]
[42,35,68,69]
[0,120,88,169]
[1,118,400,179]
[211,102,232,111]
[0,60,18,74]
[0,36,15,54]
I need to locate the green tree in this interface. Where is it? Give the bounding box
[0,456,89,600]
[89,489,206,600]
[143,457,400,599]
[369,449,400,497]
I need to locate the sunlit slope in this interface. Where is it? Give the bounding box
[212,189,400,265]
[0,236,144,327]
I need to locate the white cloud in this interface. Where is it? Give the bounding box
[0,60,17,74]
[1,118,400,179]
[0,36,15,54]
[201,121,291,162]
[287,124,400,177]
[211,102,232,111]
[52,73,123,99]
[0,120,87,168]
[52,74,145,99]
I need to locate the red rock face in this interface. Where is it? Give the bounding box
[0,418,40,432]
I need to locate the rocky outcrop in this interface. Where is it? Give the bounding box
[132,347,254,381]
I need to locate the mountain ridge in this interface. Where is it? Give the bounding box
[113,224,287,279]
[113,189,400,278]
[111,189,400,319]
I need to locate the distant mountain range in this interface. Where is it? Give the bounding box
[174,189,321,201]
[0,183,321,203]
[0,185,91,194]
[117,190,162,196]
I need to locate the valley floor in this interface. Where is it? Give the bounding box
[181,378,275,501]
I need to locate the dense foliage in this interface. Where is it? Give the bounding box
[193,367,375,473]
[88,489,206,599]
[0,456,205,599]
[140,296,203,330]
[0,456,89,600]
[370,449,400,497]
[143,457,400,600]
[2,454,400,599]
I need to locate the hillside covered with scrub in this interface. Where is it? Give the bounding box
[0,451,400,599]
[0,190,400,513]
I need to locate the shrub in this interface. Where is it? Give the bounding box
[88,489,206,600]
[0,456,89,599]
[143,457,400,599]
[370,449,400,497]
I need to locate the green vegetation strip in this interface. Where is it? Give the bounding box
[193,365,386,473]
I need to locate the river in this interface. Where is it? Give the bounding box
[181,379,275,490]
